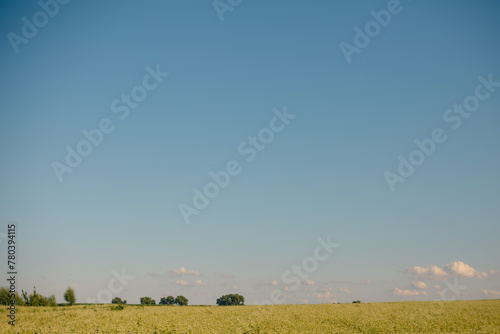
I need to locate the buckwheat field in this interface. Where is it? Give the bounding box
[1,300,499,333]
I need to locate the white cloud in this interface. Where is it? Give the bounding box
[231,285,238,290]
[271,280,279,286]
[393,288,428,296]
[172,280,189,286]
[412,281,429,290]
[404,261,490,280]
[309,287,337,303]
[482,289,500,297]
[170,267,202,276]
[404,265,448,280]
[302,279,315,286]
[172,279,207,287]
[338,288,353,294]
[444,261,488,279]
[194,279,207,287]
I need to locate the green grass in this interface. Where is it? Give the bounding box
[1,300,499,333]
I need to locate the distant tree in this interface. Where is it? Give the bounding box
[174,295,188,306]
[64,286,76,305]
[45,294,57,307]
[352,300,361,303]
[111,297,126,304]
[216,294,244,306]
[0,287,24,306]
[140,296,156,305]
[159,296,175,305]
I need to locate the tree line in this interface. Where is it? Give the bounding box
[0,286,75,306]
[1,286,245,307]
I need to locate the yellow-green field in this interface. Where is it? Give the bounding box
[1,300,499,333]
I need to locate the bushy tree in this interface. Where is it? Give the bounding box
[216,294,244,306]
[175,295,188,306]
[111,297,126,304]
[352,300,361,303]
[0,287,25,306]
[64,286,76,305]
[21,287,56,306]
[140,296,156,305]
[159,296,175,305]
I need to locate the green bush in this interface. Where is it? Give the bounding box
[140,297,156,305]
[111,297,127,304]
[21,287,56,306]
[110,304,125,311]
[0,286,25,306]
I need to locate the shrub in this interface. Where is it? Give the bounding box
[110,304,125,311]
[140,297,156,305]
[21,287,56,306]
[0,287,25,306]
[111,297,127,304]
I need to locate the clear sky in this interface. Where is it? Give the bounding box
[1,0,499,305]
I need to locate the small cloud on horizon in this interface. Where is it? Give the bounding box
[309,287,337,303]
[404,261,490,281]
[170,267,202,276]
[482,289,500,297]
[393,288,428,296]
[194,279,207,287]
[412,281,429,290]
[172,279,207,287]
[172,280,189,286]
[338,288,353,294]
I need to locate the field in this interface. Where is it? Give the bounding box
[1,300,499,333]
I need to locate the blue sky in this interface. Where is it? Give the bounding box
[1,0,499,305]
